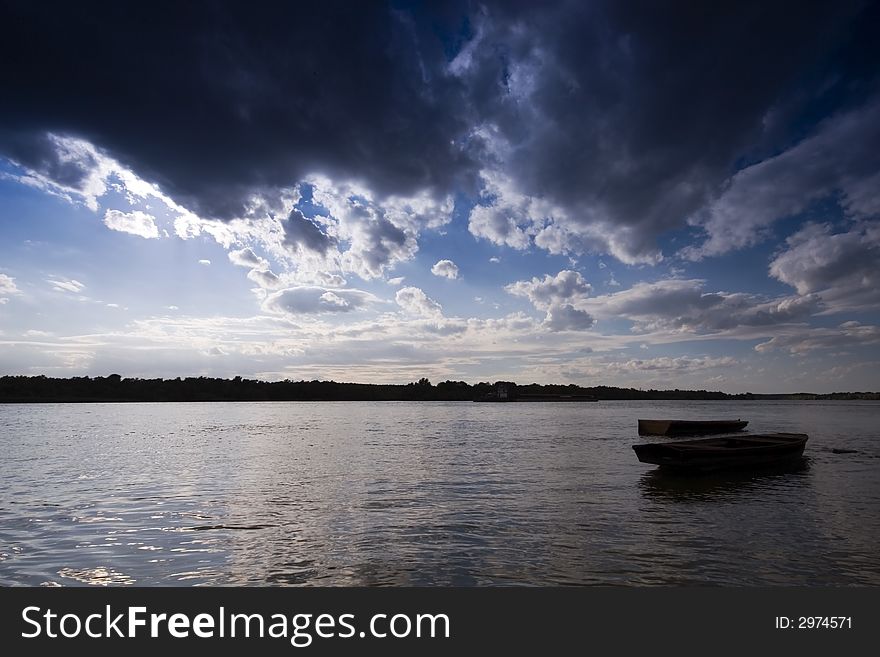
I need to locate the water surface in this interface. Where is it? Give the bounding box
[1,400,878,586]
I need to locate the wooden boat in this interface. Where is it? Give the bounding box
[637,418,748,435]
[632,433,808,472]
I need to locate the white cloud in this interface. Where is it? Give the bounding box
[0,273,21,301]
[684,99,880,260]
[308,176,454,280]
[396,286,443,317]
[769,221,880,311]
[467,150,663,266]
[1,134,111,211]
[228,247,268,270]
[468,203,533,250]
[342,217,412,279]
[102,209,159,239]
[544,303,595,331]
[247,268,283,290]
[48,278,85,294]
[505,270,592,310]
[174,212,293,267]
[489,257,500,263]
[263,286,379,315]
[755,322,880,354]
[603,355,738,373]
[584,278,819,333]
[506,270,597,332]
[198,259,211,266]
[387,276,405,286]
[311,271,347,288]
[467,170,537,250]
[431,259,459,279]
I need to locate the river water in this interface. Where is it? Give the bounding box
[1,400,878,586]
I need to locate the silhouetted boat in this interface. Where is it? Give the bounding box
[632,433,808,472]
[637,418,748,435]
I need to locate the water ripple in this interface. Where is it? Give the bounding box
[0,400,878,585]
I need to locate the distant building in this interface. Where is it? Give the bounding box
[495,382,514,400]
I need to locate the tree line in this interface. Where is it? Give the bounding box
[0,375,876,402]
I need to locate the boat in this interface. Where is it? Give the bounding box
[637,418,748,435]
[632,433,808,472]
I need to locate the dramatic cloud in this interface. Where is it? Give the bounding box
[0,3,474,222]
[103,209,159,239]
[0,1,878,392]
[395,286,443,317]
[2,1,874,265]
[0,134,110,211]
[457,1,875,263]
[263,287,378,316]
[769,221,880,311]
[431,259,459,279]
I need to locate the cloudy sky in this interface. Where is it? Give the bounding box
[0,0,878,392]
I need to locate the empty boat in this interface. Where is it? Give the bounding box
[637,419,748,435]
[632,433,808,472]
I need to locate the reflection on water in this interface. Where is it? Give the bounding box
[57,566,135,586]
[638,458,812,503]
[1,400,879,586]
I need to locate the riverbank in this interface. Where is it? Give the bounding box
[1,375,877,403]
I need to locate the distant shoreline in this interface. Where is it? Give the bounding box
[2,375,877,403]
[2,398,879,404]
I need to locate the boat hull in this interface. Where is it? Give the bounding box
[637,419,748,435]
[632,433,808,472]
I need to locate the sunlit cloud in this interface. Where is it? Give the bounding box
[103,209,159,239]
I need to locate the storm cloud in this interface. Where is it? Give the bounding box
[0,1,475,221]
[457,0,879,262]
[1,0,877,265]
